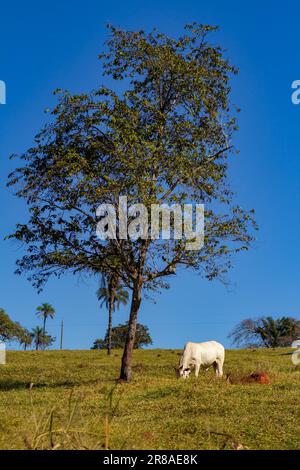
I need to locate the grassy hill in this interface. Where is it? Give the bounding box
[0,348,299,450]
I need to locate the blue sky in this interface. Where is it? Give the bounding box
[0,0,299,350]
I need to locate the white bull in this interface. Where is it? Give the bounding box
[177,340,225,379]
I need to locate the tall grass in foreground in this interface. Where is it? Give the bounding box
[24,384,122,450]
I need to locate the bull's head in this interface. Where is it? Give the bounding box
[175,365,191,379]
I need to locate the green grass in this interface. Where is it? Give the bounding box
[0,348,299,450]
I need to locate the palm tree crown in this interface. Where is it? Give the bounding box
[36,303,55,336]
[31,326,44,350]
[97,284,129,311]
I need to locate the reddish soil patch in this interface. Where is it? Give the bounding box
[247,372,270,384]
[227,371,271,385]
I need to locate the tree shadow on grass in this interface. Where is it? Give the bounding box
[0,378,102,391]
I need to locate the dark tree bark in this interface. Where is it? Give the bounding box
[107,282,116,356]
[119,279,142,381]
[43,316,46,338]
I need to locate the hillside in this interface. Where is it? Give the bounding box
[0,348,299,450]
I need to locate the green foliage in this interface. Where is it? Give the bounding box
[36,303,55,321]
[229,316,300,348]
[0,308,26,343]
[92,322,152,349]
[91,338,107,350]
[36,303,55,338]
[18,329,33,350]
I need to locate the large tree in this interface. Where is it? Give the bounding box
[7,24,256,381]
[229,316,300,348]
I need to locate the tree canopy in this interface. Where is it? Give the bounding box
[7,23,256,292]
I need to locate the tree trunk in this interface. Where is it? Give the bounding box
[119,281,142,381]
[107,285,115,356]
[43,316,46,338]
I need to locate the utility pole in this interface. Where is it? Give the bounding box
[60,319,64,350]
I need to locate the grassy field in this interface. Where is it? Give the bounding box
[0,348,299,450]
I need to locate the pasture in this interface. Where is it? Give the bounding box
[0,348,299,450]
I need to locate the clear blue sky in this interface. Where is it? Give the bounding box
[0,0,299,350]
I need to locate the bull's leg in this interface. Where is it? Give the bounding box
[215,360,223,378]
[194,362,201,378]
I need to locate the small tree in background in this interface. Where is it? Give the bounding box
[228,316,300,348]
[31,326,43,350]
[19,329,33,350]
[31,326,55,350]
[92,322,152,350]
[91,338,107,350]
[0,308,26,343]
[40,333,56,350]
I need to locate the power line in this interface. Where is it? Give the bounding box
[48,320,234,327]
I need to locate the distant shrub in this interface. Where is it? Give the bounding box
[91,322,152,350]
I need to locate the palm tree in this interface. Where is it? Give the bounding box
[229,316,300,348]
[31,326,44,350]
[19,329,33,350]
[97,274,129,355]
[36,303,55,337]
[31,326,55,350]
